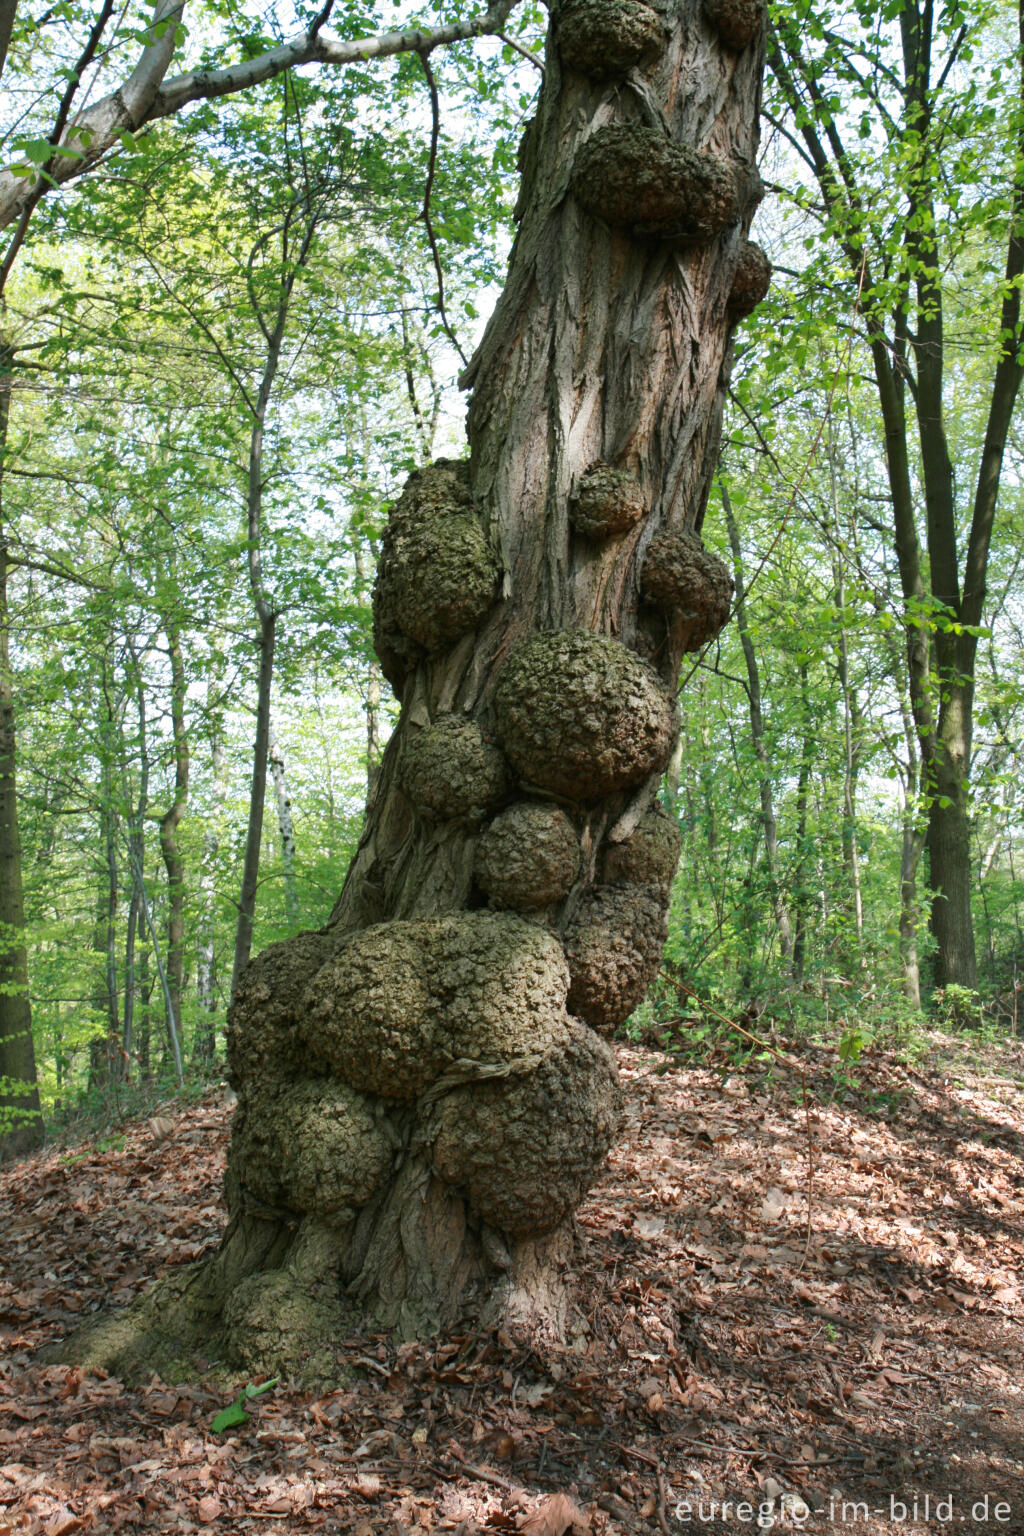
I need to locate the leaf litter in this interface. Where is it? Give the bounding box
[1,1035,1023,1534]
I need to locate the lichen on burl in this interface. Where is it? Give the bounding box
[225,928,340,1088]
[398,715,509,824]
[474,802,581,909]
[233,1078,394,1218]
[494,629,676,801]
[558,0,664,78]
[372,461,499,693]
[603,804,681,894]
[728,240,772,317]
[572,124,738,242]
[299,912,571,1101]
[640,528,733,650]
[704,0,765,50]
[430,1020,621,1236]
[300,924,440,1101]
[564,883,669,1031]
[569,464,645,540]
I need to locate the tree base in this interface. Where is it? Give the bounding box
[42,1166,577,1387]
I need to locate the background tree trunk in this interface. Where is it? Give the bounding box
[0,348,41,1156]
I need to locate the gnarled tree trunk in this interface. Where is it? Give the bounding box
[54,0,767,1383]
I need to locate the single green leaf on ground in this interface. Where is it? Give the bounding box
[211,1376,279,1433]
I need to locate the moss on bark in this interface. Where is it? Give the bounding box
[558,0,664,78]
[572,124,738,242]
[565,884,669,1030]
[430,1020,621,1235]
[474,803,581,909]
[494,630,676,801]
[398,716,510,824]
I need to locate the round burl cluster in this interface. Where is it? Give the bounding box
[728,240,772,317]
[399,716,509,824]
[603,805,681,893]
[300,912,571,1101]
[229,1077,393,1217]
[564,884,669,1031]
[226,929,340,1087]
[558,0,663,78]
[372,461,499,692]
[494,629,676,801]
[474,803,581,909]
[641,528,733,650]
[572,124,738,242]
[431,1021,621,1236]
[569,464,645,540]
[704,0,765,50]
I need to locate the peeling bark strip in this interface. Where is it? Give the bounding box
[52,0,766,1383]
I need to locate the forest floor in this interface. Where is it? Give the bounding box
[2,1031,1024,1535]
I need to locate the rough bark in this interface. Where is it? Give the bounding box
[52,0,766,1382]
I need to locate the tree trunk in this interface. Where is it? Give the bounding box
[230,609,275,1000]
[53,0,766,1381]
[0,355,41,1156]
[157,617,189,1061]
[722,478,792,959]
[122,648,150,1077]
[194,722,227,1063]
[790,659,814,984]
[268,718,298,926]
[926,676,977,994]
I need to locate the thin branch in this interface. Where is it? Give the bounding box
[417,50,469,368]
[497,29,544,71]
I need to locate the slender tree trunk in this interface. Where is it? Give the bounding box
[267,718,297,926]
[229,192,322,998]
[0,350,41,1156]
[791,659,814,983]
[832,561,863,964]
[54,3,766,1380]
[122,651,150,1076]
[195,724,227,1063]
[722,480,792,959]
[156,617,189,1062]
[230,611,275,998]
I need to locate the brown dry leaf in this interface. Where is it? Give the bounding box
[43,1514,87,1536]
[352,1524,375,1536]
[520,1492,590,1536]
[196,1496,223,1523]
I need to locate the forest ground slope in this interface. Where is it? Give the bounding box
[2,1036,1023,1534]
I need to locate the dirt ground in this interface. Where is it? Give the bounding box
[2,1033,1023,1534]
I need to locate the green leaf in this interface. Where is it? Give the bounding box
[211,1376,278,1433]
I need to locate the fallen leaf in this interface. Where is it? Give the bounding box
[520,1492,590,1536]
[196,1497,222,1523]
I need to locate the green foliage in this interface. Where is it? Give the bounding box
[211,1376,279,1434]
